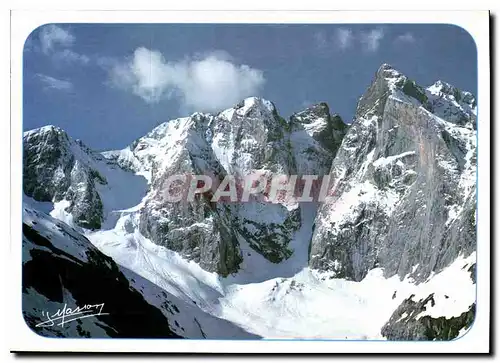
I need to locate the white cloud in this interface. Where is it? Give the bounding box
[334,28,353,50]
[395,33,416,44]
[34,25,90,66]
[39,25,75,54]
[36,74,73,91]
[360,28,385,52]
[52,49,90,65]
[108,47,266,112]
[314,27,386,53]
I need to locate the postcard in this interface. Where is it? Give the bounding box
[8,9,490,354]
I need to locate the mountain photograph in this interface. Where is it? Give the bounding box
[21,23,477,341]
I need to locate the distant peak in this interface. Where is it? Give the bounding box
[189,111,212,122]
[292,102,336,124]
[428,80,471,96]
[32,124,62,133]
[430,80,454,92]
[379,63,395,71]
[312,102,330,111]
[294,102,330,118]
[376,63,404,81]
[234,97,276,115]
[427,80,475,105]
[24,124,67,138]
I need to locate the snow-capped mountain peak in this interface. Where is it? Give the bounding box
[24,124,63,135]
[425,80,477,129]
[234,96,276,116]
[427,79,476,107]
[377,63,403,80]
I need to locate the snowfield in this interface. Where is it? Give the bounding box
[89,210,476,339]
[24,179,476,339]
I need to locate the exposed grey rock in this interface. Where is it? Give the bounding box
[381,294,475,340]
[135,113,243,276]
[377,102,476,282]
[426,80,477,130]
[289,102,348,175]
[290,102,348,155]
[309,64,476,283]
[23,126,106,229]
[227,202,302,263]
[381,242,476,341]
[131,103,294,275]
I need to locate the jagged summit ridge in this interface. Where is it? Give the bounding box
[233,96,276,115]
[425,80,477,129]
[428,80,476,105]
[24,124,63,135]
[368,63,477,129]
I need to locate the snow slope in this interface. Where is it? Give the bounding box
[22,198,258,339]
[70,189,474,339]
[85,207,475,339]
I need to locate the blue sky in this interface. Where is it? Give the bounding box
[23,24,477,150]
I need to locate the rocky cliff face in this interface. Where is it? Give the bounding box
[289,102,348,175]
[309,64,476,283]
[23,126,106,229]
[135,113,244,276]
[382,296,475,340]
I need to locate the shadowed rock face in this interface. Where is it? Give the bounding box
[309,64,476,283]
[132,106,295,276]
[22,208,181,338]
[289,102,348,176]
[134,113,242,276]
[23,126,105,229]
[290,102,348,156]
[381,295,475,341]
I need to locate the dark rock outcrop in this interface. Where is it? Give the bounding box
[381,294,475,340]
[22,206,181,338]
[23,126,105,229]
